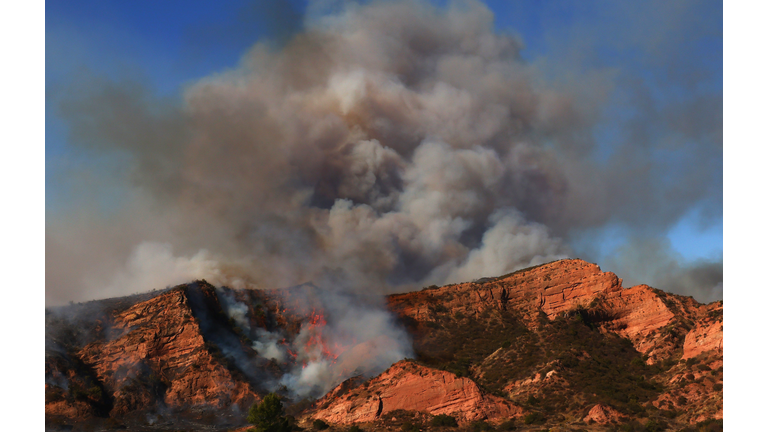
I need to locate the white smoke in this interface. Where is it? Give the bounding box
[99,243,222,296]
[252,328,288,363]
[262,289,414,399]
[217,288,252,332]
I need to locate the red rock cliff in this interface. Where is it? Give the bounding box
[388,259,720,362]
[312,361,522,424]
[77,287,257,416]
[389,259,622,326]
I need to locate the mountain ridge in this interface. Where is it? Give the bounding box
[45,259,723,431]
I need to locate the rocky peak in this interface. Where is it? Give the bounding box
[388,259,623,327]
[78,285,258,415]
[46,283,260,425]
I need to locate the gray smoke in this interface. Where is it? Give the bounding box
[604,237,723,304]
[217,287,253,331]
[47,0,721,305]
[252,328,287,363]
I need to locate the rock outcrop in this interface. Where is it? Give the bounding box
[388,259,717,364]
[583,404,626,424]
[389,259,623,326]
[78,287,258,415]
[45,285,261,423]
[652,350,723,424]
[44,397,97,419]
[313,361,522,424]
[682,304,723,359]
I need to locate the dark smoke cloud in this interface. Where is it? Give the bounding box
[46,0,721,305]
[604,237,723,304]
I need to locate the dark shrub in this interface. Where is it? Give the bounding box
[661,409,677,419]
[349,426,362,432]
[431,414,458,428]
[285,416,302,432]
[643,419,665,432]
[432,304,448,314]
[619,420,642,432]
[247,393,291,432]
[470,421,494,432]
[497,419,516,431]
[401,421,420,432]
[313,419,330,430]
[694,418,723,432]
[627,401,645,415]
[523,412,545,425]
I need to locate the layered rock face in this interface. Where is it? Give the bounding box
[45,283,267,427]
[388,259,623,325]
[388,259,718,363]
[682,304,723,360]
[583,404,626,424]
[313,361,522,424]
[78,287,257,415]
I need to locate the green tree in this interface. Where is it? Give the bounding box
[247,393,291,432]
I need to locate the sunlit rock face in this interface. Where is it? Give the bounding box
[45,259,723,429]
[312,360,523,424]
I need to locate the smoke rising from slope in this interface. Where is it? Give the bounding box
[275,294,413,399]
[216,284,413,398]
[47,0,721,305]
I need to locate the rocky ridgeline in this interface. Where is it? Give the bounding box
[45,259,723,431]
[77,288,257,413]
[388,259,722,364]
[46,284,260,425]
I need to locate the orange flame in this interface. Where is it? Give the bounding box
[299,309,351,364]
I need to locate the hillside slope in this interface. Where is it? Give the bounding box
[374,259,723,429]
[45,259,723,431]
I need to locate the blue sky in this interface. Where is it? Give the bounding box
[46,0,723,298]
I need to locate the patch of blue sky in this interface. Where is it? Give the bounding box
[667,207,723,261]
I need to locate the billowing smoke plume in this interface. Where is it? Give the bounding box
[47,0,721,305]
[275,290,413,399]
[48,0,576,301]
[216,284,412,398]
